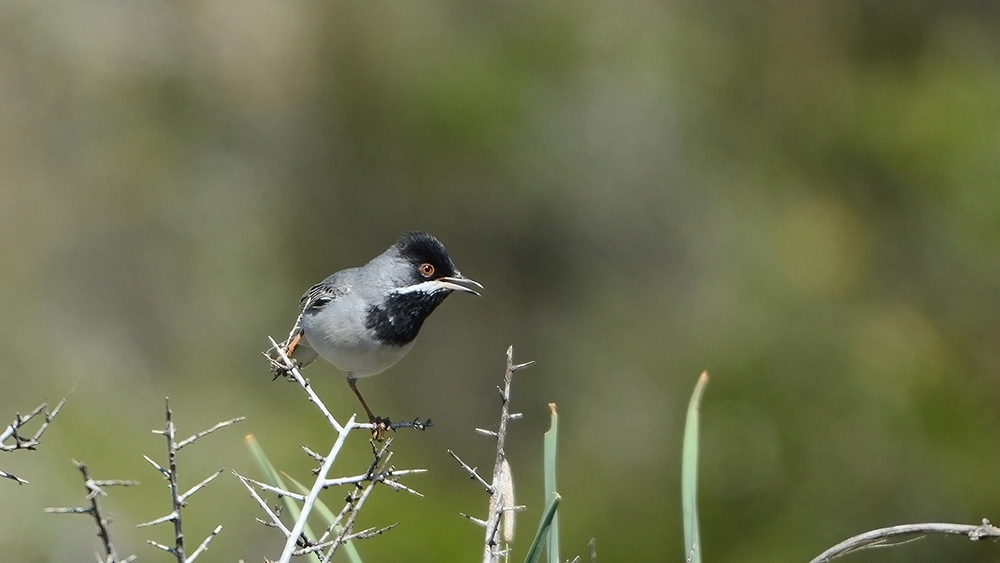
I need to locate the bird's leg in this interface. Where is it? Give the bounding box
[346,376,376,421]
[285,331,304,356]
[347,376,391,441]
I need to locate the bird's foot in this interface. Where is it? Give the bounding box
[367,416,433,441]
[369,416,392,442]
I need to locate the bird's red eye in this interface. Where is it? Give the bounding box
[419,263,435,277]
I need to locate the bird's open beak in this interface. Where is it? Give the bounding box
[436,275,483,296]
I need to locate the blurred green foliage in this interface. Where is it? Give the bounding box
[1,1,999,562]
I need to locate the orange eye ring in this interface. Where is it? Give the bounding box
[419,263,435,278]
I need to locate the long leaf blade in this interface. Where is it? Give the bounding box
[544,403,559,563]
[523,493,561,563]
[246,435,363,563]
[682,372,709,563]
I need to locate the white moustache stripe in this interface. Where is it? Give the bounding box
[393,280,449,295]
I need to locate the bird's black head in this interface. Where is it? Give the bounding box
[395,231,461,285]
[365,232,482,346]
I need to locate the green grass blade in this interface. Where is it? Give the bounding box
[246,435,306,524]
[543,403,560,563]
[682,372,709,563]
[246,434,362,563]
[523,493,562,563]
[282,473,363,562]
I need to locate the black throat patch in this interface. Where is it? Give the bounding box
[365,289,451,346]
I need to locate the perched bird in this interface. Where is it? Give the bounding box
[268,232,481,432]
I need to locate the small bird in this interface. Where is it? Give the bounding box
[268,232,481,433]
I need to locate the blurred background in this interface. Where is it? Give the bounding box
[1,1,999,561]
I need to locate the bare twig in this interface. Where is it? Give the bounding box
[0,395,68,451]
[187,525,223,561]
[267,336,346,433]
[809,519,1000,563]
[45,459,139,563]
[181,468,225,503]
[240,430,420,562]
[301,444,326,463]
[233,470,292,538]
[0,468,28,485]
[448,449,493,493]
[139,398,243,562]
[310,444,399,562]
[339,522,398,542]
[277,413,359,561]
[177,417,245,451]
[449,346,533,563]
[486,347,531,559]
[1,394,69,484]
[267,336,430,440]
[237,473,307,502]
[244,336,428,562]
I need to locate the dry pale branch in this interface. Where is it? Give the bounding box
[267,335,346,432]
[246,416,425,562]
[250,335,428,563]
[0,468,28,485]
[305,442,400,562]
[448,449,492,493]
[139,398,243,563]
[277,413,359,561]
[1,395,69,484]
[233,471,292,538]
[449,345,533,563]
[266,336,432,438]
[809,518,1000,562]
[44,459,139,563]
[238,431,424,562]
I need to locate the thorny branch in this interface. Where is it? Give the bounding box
[450,346,531,563]
[236,431,426,563]
[138,398,243,563]
[243,337,428,563]
[301,440,402,562]
[267,336,346,434]
[1,395,68,484]
[266,336,432,440]
[45,460,139,563]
